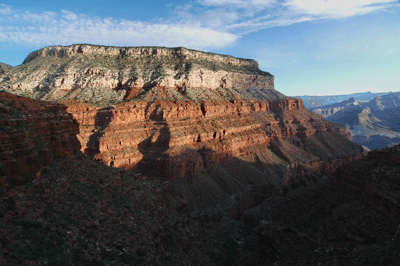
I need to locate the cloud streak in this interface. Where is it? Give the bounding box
[199,0,277,9]
[285,0,397,19]
[192,0,399,34]
[0,5,237,49]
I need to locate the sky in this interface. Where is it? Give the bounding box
[0,0,399,96]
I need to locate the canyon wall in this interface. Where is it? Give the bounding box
[0,44,363,214]
[67,97,362,214]
[0,92,80,188]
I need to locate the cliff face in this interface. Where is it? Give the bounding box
[68,97,357,174]
[0,44,363,214]
[1,44,277,106]
[67,97,362,214]
[0,92,80,188]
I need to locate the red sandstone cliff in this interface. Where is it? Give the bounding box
[66,97,362,214]
[0,92,80,188]
[67,97,358,175]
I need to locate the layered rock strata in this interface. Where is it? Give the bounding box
[0,92,80,188]
[1,44,278,106]
[67,97,362,214]
[0,44,363,214]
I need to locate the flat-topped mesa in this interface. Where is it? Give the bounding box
[24,44,261,69]
[1,44,277,106]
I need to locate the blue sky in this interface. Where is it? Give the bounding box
[0,0,399,96]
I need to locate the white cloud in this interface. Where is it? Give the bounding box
[0,4,11,15]
[176,9,240,29]
[195,0,398,34]
[0,5,237,49]
[227,16,313,33]
[61,10,79,21]
[285,0,397,19]
[200,0,277,8]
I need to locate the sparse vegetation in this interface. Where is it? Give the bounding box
[0,62,13,76]
[0,44,275,107]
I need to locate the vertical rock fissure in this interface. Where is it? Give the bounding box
[201,103,206,117]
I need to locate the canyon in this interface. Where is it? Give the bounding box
[0,44,363,214]
[300,92,400,150]
[2,44,399,266]
[296,91,391,109]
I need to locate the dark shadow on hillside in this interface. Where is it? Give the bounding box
[135,100,172,170]
[84,107,114,157]
[136,121,171,170]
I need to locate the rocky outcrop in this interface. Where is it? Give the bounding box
[0,62,12,79]
[0,92,80,188]
[1,44,277,106]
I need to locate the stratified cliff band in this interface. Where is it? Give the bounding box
[1,44,279,105]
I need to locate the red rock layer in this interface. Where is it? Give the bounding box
[0,92,80,188]
[66,97,361,183]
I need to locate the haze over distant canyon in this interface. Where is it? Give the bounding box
[297,92,400,150]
